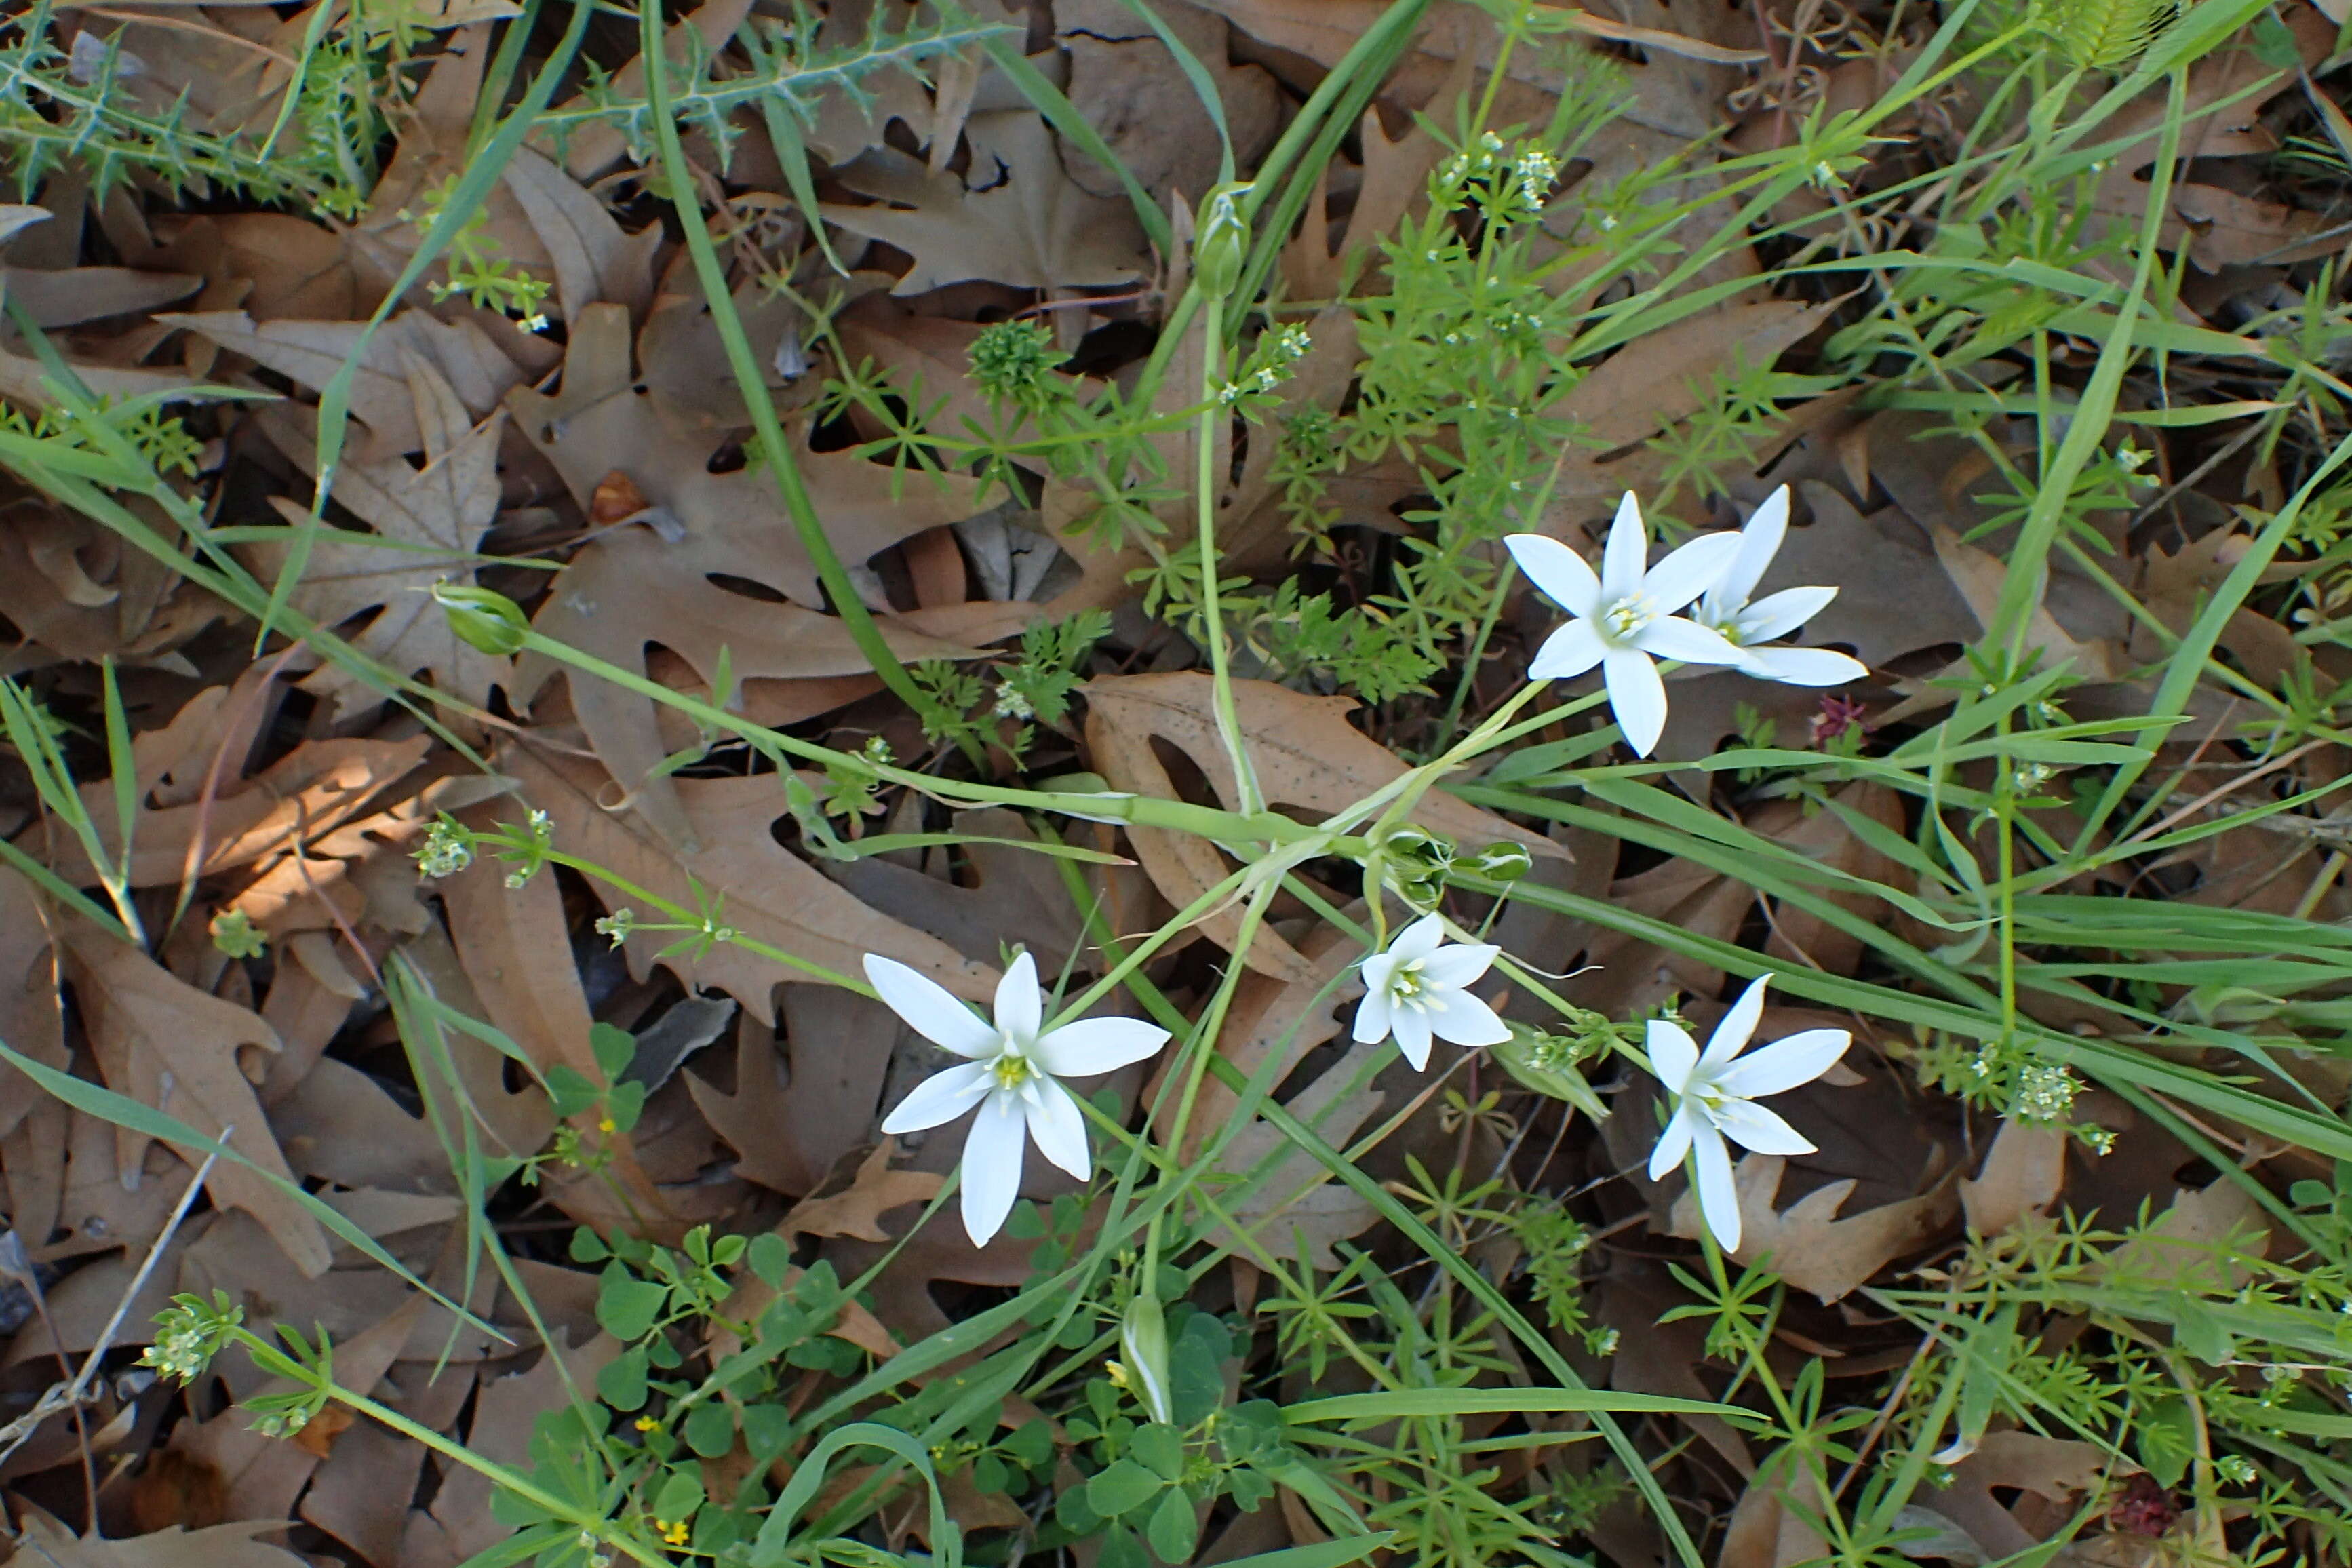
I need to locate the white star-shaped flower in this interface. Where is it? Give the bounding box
[870,952,1169,1247]
[1352,914,1512,1071]
[1692,487,1870,687]
[1646,975,1851,1252]
[1506,492,1747,757]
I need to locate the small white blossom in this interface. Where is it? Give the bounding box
[1352,914,1512,1071]
[1647,975,1851,1251]
[871,952,1169,1247]
[1506,493,1748,757]
[1691,487,1871,688]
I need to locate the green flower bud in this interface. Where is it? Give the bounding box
[432,582,529,656]
[1192,182,1254,301]
[1488,1024,1609,1123]
[1118,1293,1173,1424]
[1467,842,1534,882]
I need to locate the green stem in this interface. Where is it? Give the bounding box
[639,1,955,745]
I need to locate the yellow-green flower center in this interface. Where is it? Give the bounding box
[992,1051,1036,1091]
[1604,595,1654,640]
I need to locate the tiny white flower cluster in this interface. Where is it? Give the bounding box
[1506,488,1868,757]
[414,818,473,880]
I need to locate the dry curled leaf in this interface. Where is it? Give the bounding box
[1669,1152,1956,1303]
[1084,672,1564,980]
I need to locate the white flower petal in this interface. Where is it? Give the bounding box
[1429,989,1511,1047]
[1391,1006,1434,1071]
[1599,492,1649,600]
[1416,942,1499,990]
[1646,1019,1699,1095]
[1702,975,1771,1071]
[1025,1076,1092,1180]
[959,1094,1027,1247]
[879,1061,994,1133]
[1640,531,1744,614]
[1742,645,1870,687]
[1602,648,1668,757]
[993,951,1043,1044]
[1736,585,1837,645]
[1710,1097,1816,1157]
[1648,1103,1696,1180]
[1352,987,1395,1044]
[1715,1027,1851,1099]
[1028,1016,1171,1078]
[1529,619,1608,680]
[1390,914,1445,962]
[865,955,997,1057]
[1506,533,1601,619]
[1706,486,1788,619]
[1692,1122,1742,1251]
[1630,614,1746,667]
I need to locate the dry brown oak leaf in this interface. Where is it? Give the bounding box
[1084,672,1567,981]
[1669,1150,1955,1304]
[54,912,331,1277]
[501,741,998,1017]
[2,1514,310,1568]
[507,302,988,850]
[253,357,507,722]
[820,111,1148,296]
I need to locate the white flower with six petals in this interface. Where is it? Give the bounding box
[1505,493,1747,757]
[869,952,1170,1247]
[1691,487,1871,687]
[1645,975,1851,1252]
[1352,914,1512,1070]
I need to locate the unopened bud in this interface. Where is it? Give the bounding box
[1192,182,1253,300]
[1119,1293,1173,1424]
[432,583,529,656]
[1467,842,1533,882]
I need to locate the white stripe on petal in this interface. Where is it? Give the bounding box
[1602,648,1668,757]
[1601,492,1649,600]
[865,955,997,1057]
[1506,534,1601,619]
[1390,914,1446,962]
[1391,1006,1434,1071]
[1630,614,1746,667]
[1702,975,1771,1070]
[1708,486,1788,618]
[1736,584,1837,644]
[1415,942,1499,990]
[1710,1097,1816,1157]
[1029,1016,1171,1078]
[1429,989,1511,1047]
[1640,531,1742,614]
[1742,645,1869,687]
[1646,1019,1699,1095]
[994,951,1042,1044]
[1692,1122,1742,1252]
[1715,1027,1851,1099]
[1025,1076,1092,1180]
[1529,619,1608,681]
[1648,1103,1696,1180]
[959,1094,1027,1247]
[879,1061,994,1133]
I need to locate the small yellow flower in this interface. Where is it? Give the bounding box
[659,1518,690,1547]
[1105,1359,1131,1390]
[598,1115,617,1133]
[634,1415,660,1433]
